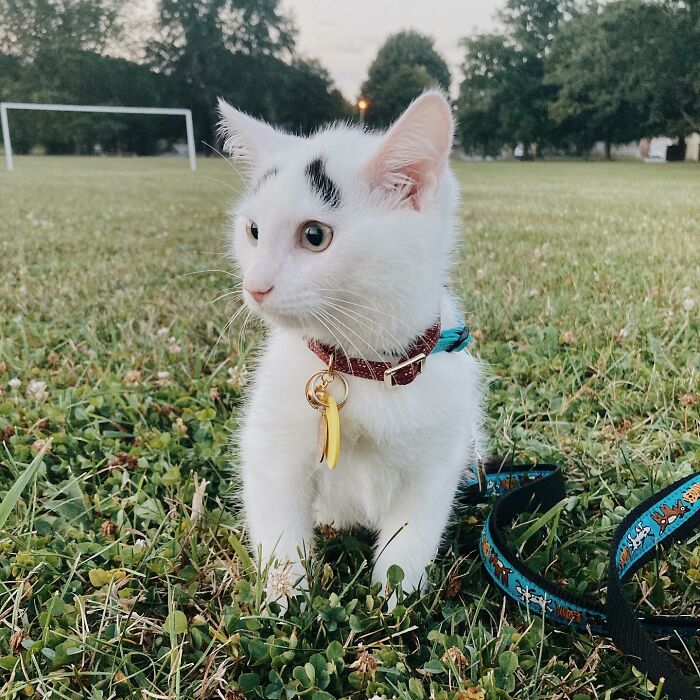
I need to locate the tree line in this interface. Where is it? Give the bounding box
[0,0,350,155]
[361,1,698,158]
[457,0,699,157]
[1,0,698,158]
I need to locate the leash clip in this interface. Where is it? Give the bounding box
[446,325,471,352]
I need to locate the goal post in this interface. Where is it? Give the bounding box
[0,102,196,172]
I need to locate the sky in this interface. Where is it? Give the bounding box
[282,0,503,101]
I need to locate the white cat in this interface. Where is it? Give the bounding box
[218,91,487,605]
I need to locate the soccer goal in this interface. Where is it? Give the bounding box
[0,102,196,172]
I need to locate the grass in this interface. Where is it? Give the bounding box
[0,155,698,700]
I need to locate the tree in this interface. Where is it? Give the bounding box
[2,51,179,155]
[547,0,699,155]
[215,54,350,135]
[641,0,700,137]
[457,0,569,157]
[457,35,522,156]
[360,31,451,127]
[269,58,351,133]
[501,0,571,55]
[547,1,654,157]
[148,0,298,148]
[0,0,123,59]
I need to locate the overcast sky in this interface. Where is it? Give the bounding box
[282,0,504,100]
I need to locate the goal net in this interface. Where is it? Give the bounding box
[0,102,196,171]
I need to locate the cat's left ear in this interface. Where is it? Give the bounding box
[217,98,298,164]
[363,90,454,209]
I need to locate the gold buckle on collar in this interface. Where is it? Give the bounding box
[383,353,426,388]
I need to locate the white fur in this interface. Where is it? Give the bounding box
[218,92,487,603]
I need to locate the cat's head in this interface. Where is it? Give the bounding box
[218,91,458,357]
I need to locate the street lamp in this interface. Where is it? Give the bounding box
[357,98,368,124]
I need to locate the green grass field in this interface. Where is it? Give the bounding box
[0,156,698,700]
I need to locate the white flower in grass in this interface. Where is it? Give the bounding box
[190,475,209,526]
[31,437,52,455]
[227,365,248,387]
[168,337,181,354]
[27,380,48,403]
[267,565,295,600]
[8,378,21,391]
[683,297,695,311]
[123,369,141,387]
[156,371,171,387]
[157,327,169,337]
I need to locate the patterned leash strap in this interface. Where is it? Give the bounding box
[461,463,700,700]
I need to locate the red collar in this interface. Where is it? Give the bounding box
[307,322,441,387]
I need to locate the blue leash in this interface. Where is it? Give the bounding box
[423,325,697,696]
[432,325,473,354]
[460,463,700,700]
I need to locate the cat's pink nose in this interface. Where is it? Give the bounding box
[245,285,273,304]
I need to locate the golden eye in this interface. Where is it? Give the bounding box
[246,220,259,242]
[300,221,333,252]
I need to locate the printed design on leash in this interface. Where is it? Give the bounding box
[650,499,689,535]
[489,551,512,586]
[515,584,553,614]
[479,525,605,633]
[626,522,651,551]
[614,475,700,578]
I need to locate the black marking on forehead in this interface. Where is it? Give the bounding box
[305,158,340,208]
[252,166,278,193]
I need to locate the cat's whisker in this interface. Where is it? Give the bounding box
[319,294,415,333]
[238,308,258,354]
[193,173,240,194]
[310,310,347,358]
[210,286,243,304]
[322,300,410,355]
[201,140,249,189]
[196,251,231,258]
[316,287,392,307]
[317,287,417,332]
[317,308,385,372]
[178,268,242,280]
[314,309,359,357]
[318,304,390,357]
[205,303,248,367]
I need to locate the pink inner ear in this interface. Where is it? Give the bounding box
[369,153,440,209]
[363,92,453,209]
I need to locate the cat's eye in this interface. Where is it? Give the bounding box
[300,221,333,252]
[246,220,259,243]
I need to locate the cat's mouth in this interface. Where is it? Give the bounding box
[244,295,312,330]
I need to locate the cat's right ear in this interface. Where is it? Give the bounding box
[217,99,297,163]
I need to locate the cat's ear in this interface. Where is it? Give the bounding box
[217,98,297,163]
[363,90,454,208]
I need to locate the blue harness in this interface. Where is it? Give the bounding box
[440,327,699,699]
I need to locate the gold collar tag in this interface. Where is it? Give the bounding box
[305,355,348,469]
